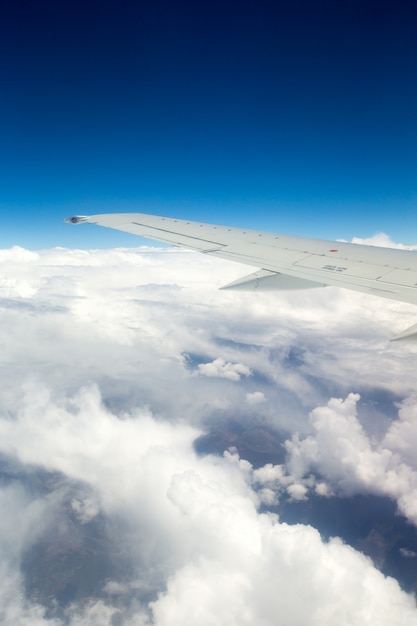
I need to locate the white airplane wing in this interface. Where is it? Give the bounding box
[65,213,417,339]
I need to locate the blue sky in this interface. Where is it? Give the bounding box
[1,0,416,248]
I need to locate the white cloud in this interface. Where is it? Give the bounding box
[253,462,287,484]
[286,482,308,501]
[0,243,416,624]
[65,601,122,626]
[400,548,417,558]
[0,485,57,626]
[284,393,417,524]
[151,517,417,626]
[197,357,251,381]
[351,233,417,250]
[2,384,414,625]
[70,496,100,524]
[246,391,266,405]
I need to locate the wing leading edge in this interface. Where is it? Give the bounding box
[65,213,417,340]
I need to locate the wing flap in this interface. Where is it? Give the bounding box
[379,269,417,288]
[391,322,417,342]
[221,269,325,291]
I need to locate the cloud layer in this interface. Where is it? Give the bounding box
[0,240,417,624]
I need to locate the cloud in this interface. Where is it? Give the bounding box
[350,233,417,250]
[286,482,308,501]
[197,357,251,381]
[246,391,266,405]
[151,523,417,626]
[0,385,416,626]
[400,548,417,558]
[284,393,417,524]
[70,496,100,524]
[0,243,417,623]
[0,483,55,625]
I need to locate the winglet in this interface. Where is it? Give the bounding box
[64,215,90,224]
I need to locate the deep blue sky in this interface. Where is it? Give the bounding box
[1,0,416,248]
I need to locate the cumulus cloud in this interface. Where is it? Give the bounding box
[284,393,417,525]
[151,523,417,626]
[0,243,417,624]
[351,233,417,250]
[197,357,251,381]
[246,391,266,405]
[0,385,416,626]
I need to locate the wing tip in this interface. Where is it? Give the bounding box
[64,215,90,224]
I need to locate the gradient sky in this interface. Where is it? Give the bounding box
[1,0,416,248]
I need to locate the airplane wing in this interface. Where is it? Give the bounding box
[65,213,417,339]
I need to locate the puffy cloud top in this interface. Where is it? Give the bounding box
[0,244,416,624]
